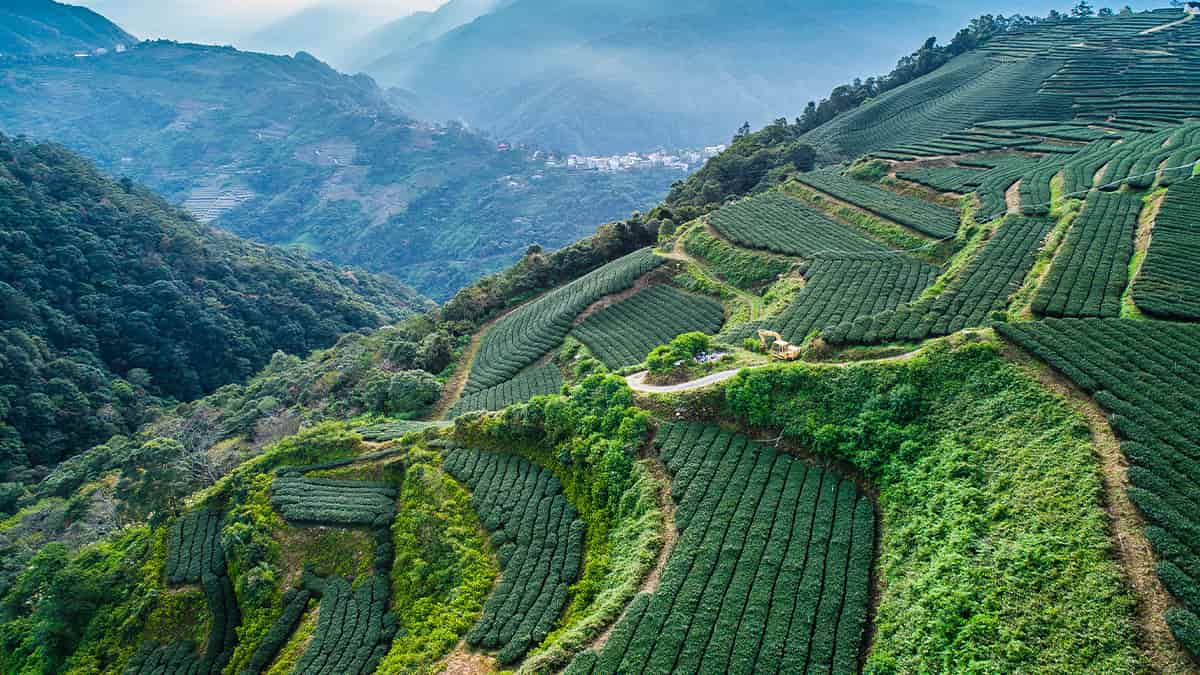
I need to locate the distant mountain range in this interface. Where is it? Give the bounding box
[0,0,135,57]
[0,1,677,300]
[351,0,1166,155]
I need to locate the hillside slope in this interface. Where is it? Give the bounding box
[4,7,1200,675]
[0,39,676,300]
[0,134,426,480]
[0,0,135,58]
[804,7,1200,160]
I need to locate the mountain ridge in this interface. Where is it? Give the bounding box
[0,0,136,58]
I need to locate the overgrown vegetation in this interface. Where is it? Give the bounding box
[453,374,663,672]
[721,340,1143,672]
[0,135,424,483]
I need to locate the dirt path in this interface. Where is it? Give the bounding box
[437,643,497,675]
[626,348,928,394]
[1006,180,1022,215]
[585,456,678,653]
[429,325,488,421]
[1002,342,1195,674]
[1141,13,1193,35]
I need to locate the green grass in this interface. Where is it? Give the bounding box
[377,445,497,673]
[682,225,794,290]
[782,181,951,264]
[1121,188,1167,320]
[721,340,1143,673]
[1007,175,1083,319]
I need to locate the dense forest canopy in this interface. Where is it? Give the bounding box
[0,134,426,478]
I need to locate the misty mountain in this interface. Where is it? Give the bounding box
[240,5,379,70]
[360,0,966,154]
[349,0,509,71]
[0,0,136,58]
[0,38,676,300]
[360,0,1166,154]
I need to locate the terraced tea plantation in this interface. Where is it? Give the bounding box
[443,448,585,664]
[569,423,873,674]
[271,475,398,527]
[1033,191,1140,318]
[826,216,1051,345]
[998,319,1200,657]
[450,362,564,416]
[795,169,960,238]
[128,509,240,675]
[464,248,663,393]
[1133,177,1200,321]
[709,191,886,257]
[291,575,396,675]
[727,255,937,344]
[572,285,725,369]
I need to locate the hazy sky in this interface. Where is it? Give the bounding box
[79,1,445,43]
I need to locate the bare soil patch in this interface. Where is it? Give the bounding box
[1005,180,1022,214]
[438,646,497,675]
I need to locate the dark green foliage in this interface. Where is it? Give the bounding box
[241,588,311,675]
[708,191,885,257]
[449,363,564,417]
[128,509,241,675]
[464,248,662,394]
[826,216,1052,345]
[998,319,1200,660]
[727,255,937,344]
[897,165,987,193]
[166,509,225,585]
[796,169,960,238]
[271,475,397,527]
[572,423,873,674]
[443,449,584,664]
[1133,177,1200,320]
[1167,608,1200,659]
[1033,191,1139,318]
[645,332,712,377]
[0,135,422,475]
[572,286,725,369]
[292,575,396,675]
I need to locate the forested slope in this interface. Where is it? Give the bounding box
[0,135,425,480]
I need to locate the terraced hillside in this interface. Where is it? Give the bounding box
[806,8,1200,161]
[8,7,1200,675]
[570,424,874,674]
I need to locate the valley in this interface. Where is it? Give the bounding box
[2,3,1200,675]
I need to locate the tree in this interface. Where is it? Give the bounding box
[1071,2,1095,17]
[416,331,454,374]
[1098,7,1115,16]
[386,371,441,414]
[116,437,188,523]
